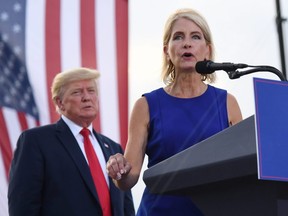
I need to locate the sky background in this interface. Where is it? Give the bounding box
[128,0,288,209]
[1,0,287,213]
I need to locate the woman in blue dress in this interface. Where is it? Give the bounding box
[107,8,243,216]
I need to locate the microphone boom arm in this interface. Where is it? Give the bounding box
[226,65,287,81]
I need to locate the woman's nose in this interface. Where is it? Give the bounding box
[183,43,192,48]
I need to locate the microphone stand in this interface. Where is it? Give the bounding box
[225,65,287,81]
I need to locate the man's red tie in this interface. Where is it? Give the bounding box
[80,128,112,216]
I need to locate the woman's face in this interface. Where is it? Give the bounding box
[164,17,210,72]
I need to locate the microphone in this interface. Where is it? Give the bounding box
[195,60,248,74]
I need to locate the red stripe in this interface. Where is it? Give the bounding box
[80,0,101,132]
[45,0,61,123]
[0,109,13,180]
[116,0,129,148]
[17,112,29,131]
[35,119,41,127]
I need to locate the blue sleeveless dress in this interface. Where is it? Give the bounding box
[137,85,229,216]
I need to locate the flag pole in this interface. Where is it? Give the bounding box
[275,0,287,79]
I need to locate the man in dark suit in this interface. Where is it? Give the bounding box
[8,68,135,216]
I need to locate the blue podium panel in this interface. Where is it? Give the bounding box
[254,77,288,181]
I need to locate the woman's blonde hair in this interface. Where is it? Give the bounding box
[162,8,216,85]
[51,67,100,114]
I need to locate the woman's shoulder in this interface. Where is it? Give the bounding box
[208,85,228,97]
[141,88,165,108]
[142,87,164,97]
[209,84,227,92]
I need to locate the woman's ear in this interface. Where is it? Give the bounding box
[205,44,212,60]
[163,45,169,60]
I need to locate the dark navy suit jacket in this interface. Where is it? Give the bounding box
[8,119,135,216]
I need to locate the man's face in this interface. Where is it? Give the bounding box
[57,79,99,127]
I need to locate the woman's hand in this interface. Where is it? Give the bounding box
[107,153,131,180]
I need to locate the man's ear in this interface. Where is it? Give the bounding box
[56,97,64,111]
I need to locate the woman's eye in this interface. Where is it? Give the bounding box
[192,34,201,40]
[173,35,183,40]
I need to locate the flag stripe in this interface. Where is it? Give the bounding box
[80,0,97,68]
[80,0,101,132]
[60,0,81,69]
[2,108,21,152]
[26,0,50,126]
[0,152,8,214]
[17,112,29,131]
[96,0,120,143]
[45,0,61,123]
[0,110,12,179]
[116,0,129,147]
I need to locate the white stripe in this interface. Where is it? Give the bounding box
[26,0,50,125]
[3,108,22,151]
[26,113,37,129]
[61,0,81,70]
[96,0,120,142]
[0,109,19,216]
[0,155,8,216]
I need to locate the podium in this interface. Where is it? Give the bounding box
[143,116,288,216]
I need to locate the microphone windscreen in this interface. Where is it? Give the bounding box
[195,61,214,74]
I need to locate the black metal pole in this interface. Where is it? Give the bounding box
[275,0,287,79]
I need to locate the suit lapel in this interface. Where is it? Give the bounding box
[93,131,112,161]
[55,119,100,202]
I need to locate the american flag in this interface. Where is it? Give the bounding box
[0,0,129,215]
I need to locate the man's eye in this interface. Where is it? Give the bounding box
[88,89,96,93]
[72,91,81,95]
